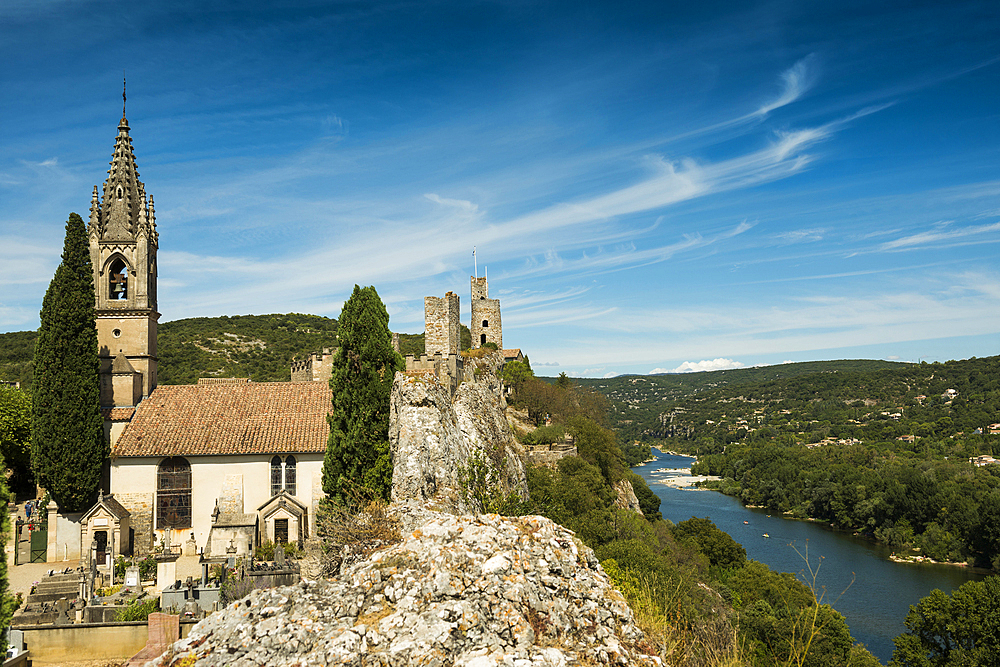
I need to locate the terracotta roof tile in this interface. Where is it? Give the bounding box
[113,382,332,457]
[102,407,136,421]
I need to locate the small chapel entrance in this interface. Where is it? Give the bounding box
[95,531,108,566]
[274,519,288,545]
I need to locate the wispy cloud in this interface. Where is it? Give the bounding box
[754,55,818,117]
[881,221,1000,250]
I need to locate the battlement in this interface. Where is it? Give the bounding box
[290,348,335,383]
[405,352,463,396]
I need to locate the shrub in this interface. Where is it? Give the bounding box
[114,597,158,622]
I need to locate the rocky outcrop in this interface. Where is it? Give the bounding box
[613,479,643,516]
[148,513,661,666]
[389,350,526,513]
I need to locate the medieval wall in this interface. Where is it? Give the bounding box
[291,349,335,382]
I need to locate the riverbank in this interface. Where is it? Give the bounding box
[659,473,721,489]
[889,553,972,568]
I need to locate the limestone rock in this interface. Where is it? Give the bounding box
[390,350,526,514]
[147,513,661,666]
[613,479,643,516]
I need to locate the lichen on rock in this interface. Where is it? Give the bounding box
[148,513,661,666]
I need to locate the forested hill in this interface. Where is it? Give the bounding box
[568,359,905,441]
[0,313,460,389]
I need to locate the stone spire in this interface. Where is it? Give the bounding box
[97,112,154,246]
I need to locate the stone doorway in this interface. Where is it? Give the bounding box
[274,519,288,544]
[95,530,108,565]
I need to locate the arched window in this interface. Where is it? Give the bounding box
[157,457,191,530]
[284,455,296,496]
[482,320,489,328]
[270,456,283,496]
[109,258,128,300]
[480,333,487,345]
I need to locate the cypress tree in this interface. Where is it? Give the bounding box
[323,285,403,504]
[31,212,105,512]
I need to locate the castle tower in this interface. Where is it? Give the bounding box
[89,107,158,409]
[424,291,461,355]
[471,275,501,349]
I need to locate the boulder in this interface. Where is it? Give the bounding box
[147,513,661,666]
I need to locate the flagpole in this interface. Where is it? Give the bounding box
[473,246,477,279]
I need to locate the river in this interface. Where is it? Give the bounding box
[633,450,988,664]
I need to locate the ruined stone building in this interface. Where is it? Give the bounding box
[471,275,501,349]
[290,348,335,383]
[404,291,464,394]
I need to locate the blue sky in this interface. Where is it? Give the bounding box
[2,0,999,377]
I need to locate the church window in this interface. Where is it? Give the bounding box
[156,457,191,530]
[109,259,128,300]
[270,456,283,496]
[284,456,296,496]
[113,329,121,338]
[116,186,123,201]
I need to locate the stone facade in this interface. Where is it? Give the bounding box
[290,348,335,382]
[115,492,154,555]
[471,275,502,349]
[89,114,159,412]
[423,291,460,355]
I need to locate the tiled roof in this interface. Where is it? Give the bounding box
[502,349,523,359]
[113,382,332,457]
[102,407,136,421]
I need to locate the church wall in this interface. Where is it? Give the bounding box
[111,453,324,554]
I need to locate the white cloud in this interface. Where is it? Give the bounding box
[669,358,746,373]
[881,221,1000,251]
[424,193,479,211]
[754,55,818,117]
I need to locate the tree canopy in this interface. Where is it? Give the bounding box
[890,576,1000,666]
[322,285,402,504]
[31,212,105,512]
[0,386,31,492]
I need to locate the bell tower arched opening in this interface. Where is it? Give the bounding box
[109,258,128,300]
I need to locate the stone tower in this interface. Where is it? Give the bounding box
[88,110,158,410]
[424,291,461,355]
[470,275,501,349]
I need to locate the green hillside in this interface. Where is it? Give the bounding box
[0,313,473,389]
[566,359,905,441]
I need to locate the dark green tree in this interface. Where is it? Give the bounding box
[0,464,15,628]
[890,576,1000,666]
[31,213,105,512]
[0,385,31,491]
[322,285,402,503]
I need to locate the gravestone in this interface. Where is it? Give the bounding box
[125,565,140,587]
[274,543,285,567]
[53,598,70,625]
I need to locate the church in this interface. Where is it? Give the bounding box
[86,107,327,560]
[78,102,512,563]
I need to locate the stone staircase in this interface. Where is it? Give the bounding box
[12,569,81,625]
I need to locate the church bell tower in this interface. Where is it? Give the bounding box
[89,94,158,410]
